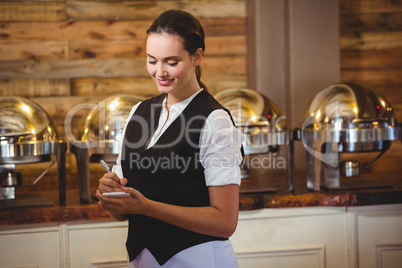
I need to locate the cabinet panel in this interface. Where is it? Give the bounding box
[67,220,128,268]
[237,246,325,268]
[232,207,348,268]
[0,223,60,268]
[349,204,402,268]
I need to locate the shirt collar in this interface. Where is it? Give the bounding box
[161,88,204,113]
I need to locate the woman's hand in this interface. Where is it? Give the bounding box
[97,172,130,221]
[95,187,149,215]
[98,172,127,193]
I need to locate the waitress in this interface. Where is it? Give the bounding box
[96,9,243,268]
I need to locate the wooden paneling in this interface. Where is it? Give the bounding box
[0,21,150,41]
[0,79,70,97]
[0,2,67,22]
[340,0,402,14]
[0,40,68,60]
[0,58,148,79]
[67,1,245,21]
[68,36,246,59]
[0,17,245,41]
[340,0,402,122]
[340,31,402,50]
[0,0,247,191]
[72,77,159,97]
[341,49,402,69]
[340,13,402,32]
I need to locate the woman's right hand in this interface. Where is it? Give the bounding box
[98,172,127,194]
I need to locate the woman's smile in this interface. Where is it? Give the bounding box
[157,78,175,86]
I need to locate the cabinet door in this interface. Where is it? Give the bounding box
[0,223,61,268]
[349,204,402,268]
[232,207,348,268]
[67,220,128,268]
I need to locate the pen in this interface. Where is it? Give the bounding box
[99,159,111,173]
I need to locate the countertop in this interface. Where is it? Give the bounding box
[1,176,402,226]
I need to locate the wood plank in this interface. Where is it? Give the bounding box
[0,56,245,79]
[341,49,402,69]
[202,56,246,75]
[67,0,245,21]
[33,95,98,119]
[69,39,145,59]
[205,36,246,56]
[68,36,246,59]
[340,13,402,32]
[0,17,244,41]
[340,31,402,50]
[0,2,67,22]
[340,0,402,14]
[0,40,67,60]
[371,85,402,104]
[0,58,148,79]
[202,74,247,95]
[0,21,150,41]
[0,78,70,97]
[201,17,245,36]
[341,68,402,86]
[72,77,159,97]
[71,75,248,98]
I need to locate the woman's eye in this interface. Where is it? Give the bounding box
[168,61,178,66]
[148,61,157,65]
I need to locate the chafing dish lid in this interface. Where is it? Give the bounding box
[0,96,58,143]
[214,88,286,132]
[77,95,145,142]
[304,82,398,130]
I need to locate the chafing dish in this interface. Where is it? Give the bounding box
[214,88,295,192]
[301,82,402,191]
[69,94,145,203]
[0,96,66,206]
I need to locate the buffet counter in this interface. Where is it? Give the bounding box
[1,176,401,226]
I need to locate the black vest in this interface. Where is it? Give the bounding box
[121,90,237,265]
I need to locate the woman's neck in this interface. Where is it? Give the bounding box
[166,85,201,109]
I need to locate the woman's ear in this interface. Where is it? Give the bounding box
[193,48,203,66]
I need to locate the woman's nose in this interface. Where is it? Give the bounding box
[156,64,168,77]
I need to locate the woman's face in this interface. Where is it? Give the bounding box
[146,33,201,96]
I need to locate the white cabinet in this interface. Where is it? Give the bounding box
[232,207,348,268]
[0,223,61,268]
[348,204,402,268]
[67,220,128,268]
[0,204,401,268]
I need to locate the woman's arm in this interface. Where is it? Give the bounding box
[96,183,239,238]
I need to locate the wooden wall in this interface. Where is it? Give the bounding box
[339,0,402,121]
[339,0,402,175]
[0,0,246,192]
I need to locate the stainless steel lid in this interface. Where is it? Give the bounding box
[302,82,401,153]
[304,82,397,130]
[214,88,289,154]
[74,95,145,152]
[214,88,286,131]
[0,96,58,143]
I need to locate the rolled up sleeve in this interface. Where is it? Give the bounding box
[199,109,244,186]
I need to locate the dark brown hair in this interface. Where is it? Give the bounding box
[147,9,207,91]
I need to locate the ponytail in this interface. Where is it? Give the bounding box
[195,65,208,91]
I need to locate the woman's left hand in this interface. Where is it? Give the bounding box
[96,187,149,215]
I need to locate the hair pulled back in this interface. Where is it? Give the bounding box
[147,9,207,91]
